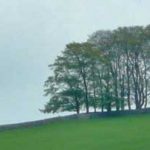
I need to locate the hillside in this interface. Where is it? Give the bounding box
[0,114,150,150]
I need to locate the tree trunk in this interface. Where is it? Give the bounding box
[82,74,89,113]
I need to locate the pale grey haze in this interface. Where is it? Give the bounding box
[0,0,149,125]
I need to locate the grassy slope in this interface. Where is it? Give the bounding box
[0,115,150,150]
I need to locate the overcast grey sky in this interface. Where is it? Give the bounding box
[0,0,150,124]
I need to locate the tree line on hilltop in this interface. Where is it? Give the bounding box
[42,25,150,114]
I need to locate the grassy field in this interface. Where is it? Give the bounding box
[0,115,150,150]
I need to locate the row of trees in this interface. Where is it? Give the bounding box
[43,25,150,114]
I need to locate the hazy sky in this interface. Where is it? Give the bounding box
[0,0,150,125]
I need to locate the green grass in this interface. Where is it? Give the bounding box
[1,115,150,150]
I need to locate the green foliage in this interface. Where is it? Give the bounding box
[44,25,150,114]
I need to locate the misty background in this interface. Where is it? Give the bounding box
[0,0,150,125]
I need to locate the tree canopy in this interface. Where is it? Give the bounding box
[43,25,150,114]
